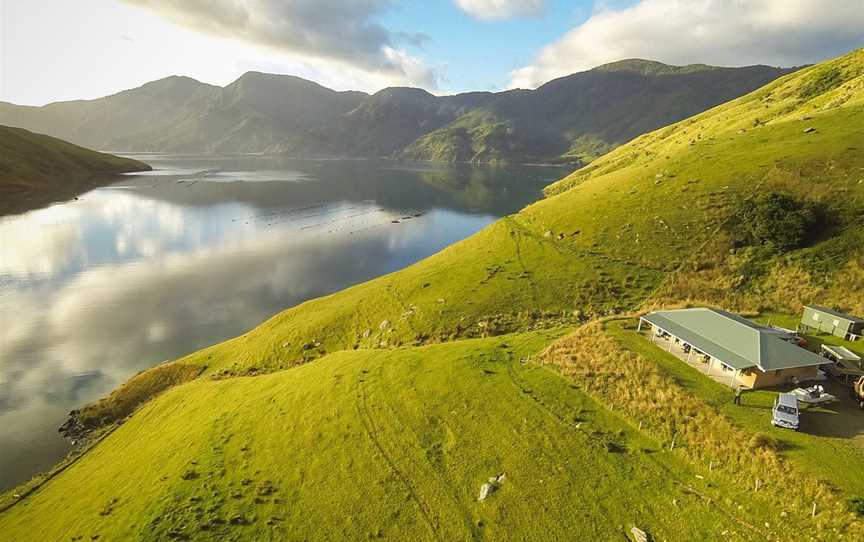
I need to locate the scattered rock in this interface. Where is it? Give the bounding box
[362,329,371,338]
[631,526,651,542]
[478,473,506,501]
[379,320,390,330]
[804,127,817,134]
[229,515,248,525]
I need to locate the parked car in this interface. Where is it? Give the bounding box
[771,393,800,431]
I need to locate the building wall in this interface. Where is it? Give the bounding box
[739,365,820,389]
[801,307,852,338]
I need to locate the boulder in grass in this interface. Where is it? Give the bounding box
[479,473,506,501]
[631,526,651,542]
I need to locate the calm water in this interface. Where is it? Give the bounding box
[0,155,569,490]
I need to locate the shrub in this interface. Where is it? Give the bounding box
[729,193,820,252]
[798,67,845,100]
[851,498,864,517]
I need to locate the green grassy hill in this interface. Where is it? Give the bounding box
[0,125,151,214]
[3,50,864,540]
[0,333,841,541]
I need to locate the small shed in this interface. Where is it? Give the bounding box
[821,344,862,365]
[801,305,864,341]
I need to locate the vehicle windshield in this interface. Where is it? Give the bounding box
[776,405,798,415]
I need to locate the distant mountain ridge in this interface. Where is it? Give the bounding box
[0,60,800,164]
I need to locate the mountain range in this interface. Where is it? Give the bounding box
[0,60,799,164]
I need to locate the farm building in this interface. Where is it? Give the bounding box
[800,305,864,341]
[820,344,864,385]
[640,308,825,389]
[820,344,861,365]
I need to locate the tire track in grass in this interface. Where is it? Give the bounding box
[499,360,646,535]
[511,358,774,541]
[370,365,480,541]
[355,367,443,542]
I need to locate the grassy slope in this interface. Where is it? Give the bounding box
[4,50,864,539]
[158,50,864,380]
[0,125,151,214]
[0,333,814,541]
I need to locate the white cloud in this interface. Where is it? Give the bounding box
[123,0,438,89]
[1,1,440,106]
[510,0,864,88]
[455,0,546,21]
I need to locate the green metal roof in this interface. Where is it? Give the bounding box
[642,308,826,371]
[805,305,864,324]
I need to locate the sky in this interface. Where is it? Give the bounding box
[1,0,863,106]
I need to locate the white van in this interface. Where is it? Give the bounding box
[771,393,800,430]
